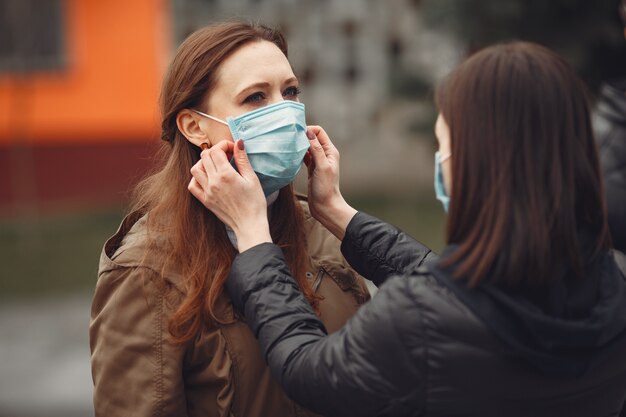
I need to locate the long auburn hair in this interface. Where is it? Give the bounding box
[436,41,611,288]
[131,22,320,344]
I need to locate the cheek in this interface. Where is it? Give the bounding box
[443,164,453,196]
[208,124,234,144]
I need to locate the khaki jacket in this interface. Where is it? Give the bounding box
[89,200,370,417]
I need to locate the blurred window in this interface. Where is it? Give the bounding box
[388,36,403,62]
[341,19,359,84]
[0,0,65,73]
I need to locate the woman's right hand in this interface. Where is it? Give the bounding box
[305,126,357,240]
[188,140,271,253]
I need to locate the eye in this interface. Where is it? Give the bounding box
[283,86,301,99]
[243,91,266,104]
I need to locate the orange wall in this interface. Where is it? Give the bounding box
[0,0,169,144]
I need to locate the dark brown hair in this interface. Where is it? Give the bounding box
[131,22,319,343]
[436,41,611,287]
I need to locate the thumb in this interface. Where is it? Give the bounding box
[306,129,329,170]
[233,139,256,179]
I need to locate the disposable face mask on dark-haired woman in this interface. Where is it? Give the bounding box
[193,101,310,196]
[434,151,451,212]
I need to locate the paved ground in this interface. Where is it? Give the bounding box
[0,283,378,417]
[0,293,94,417]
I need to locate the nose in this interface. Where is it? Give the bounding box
[268,93,286,105]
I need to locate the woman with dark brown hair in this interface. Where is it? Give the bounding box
[89,22,369,417]
[193,42,626,416]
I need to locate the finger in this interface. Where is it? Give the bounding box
[307,125,322,136]
[305,129,330,169]
[187,177,205,202]
[213,140,235,160]
[306,155,316,179]
[307,125,338,156]
[201,146,218,175]
[190,159,209,189]
[208,145,235,175]
[233,140,257,180]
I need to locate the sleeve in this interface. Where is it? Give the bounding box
[226,243,426,417]
[600,133,626,253]
[89,266,188,417]
[594,97,626,253]
[340,211,439,286]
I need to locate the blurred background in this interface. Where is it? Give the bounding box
[0,0,623,415]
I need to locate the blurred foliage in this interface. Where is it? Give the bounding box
[407,104,439,137]
[388,68,439,138]
[421,0,626,93]
[0,209,124,299]
[389,67,433,98]
[0,198,446,299]
[350,195,446,253]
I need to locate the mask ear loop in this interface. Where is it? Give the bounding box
[191,109,229,126]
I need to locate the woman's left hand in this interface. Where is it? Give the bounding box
[188,140,272,252]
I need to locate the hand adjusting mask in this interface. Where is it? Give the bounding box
[193,101,310,196]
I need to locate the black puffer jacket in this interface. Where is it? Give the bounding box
[227,212,626,417]
[594,79,626,252]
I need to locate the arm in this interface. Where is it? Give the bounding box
[89,267,187,417]
[226,243,426,417]
[303,126,437,285]
[340,211,438,287]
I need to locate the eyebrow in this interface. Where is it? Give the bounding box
[235,77,299,99]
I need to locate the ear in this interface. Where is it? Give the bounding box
[176,109,212,147]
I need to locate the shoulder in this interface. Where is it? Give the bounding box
[372,272,460,321]
[594,82,626,158]
[374,271,489,346]
[613,249,626,274]
[296,194,345,266]
[296,194,370,305]
[98,210,186,294]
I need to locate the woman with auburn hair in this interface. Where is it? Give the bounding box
[89,22,369,417]
[193,42,626,416]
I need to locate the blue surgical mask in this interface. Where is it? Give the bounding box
[192,101,310,196]
[434,151,451,212]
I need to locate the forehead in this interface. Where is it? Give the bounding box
[215,40,295,90]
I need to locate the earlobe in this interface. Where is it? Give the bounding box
[176,109,211,147]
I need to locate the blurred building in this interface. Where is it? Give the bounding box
[174,0,461,195]
[0,0,460,215]
[0,0,169,214]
